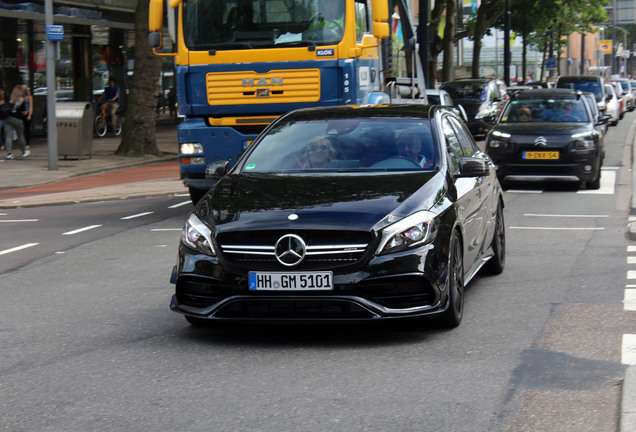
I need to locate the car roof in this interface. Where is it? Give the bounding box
[511,88,580,100]
[279,104,447,121]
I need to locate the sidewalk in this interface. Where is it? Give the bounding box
[0,118,186,208]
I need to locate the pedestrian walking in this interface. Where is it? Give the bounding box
[20,86,33,153]
[2,85,29,160]
[0,87,6,151]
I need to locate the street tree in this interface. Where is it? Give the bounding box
[116,0,162,156]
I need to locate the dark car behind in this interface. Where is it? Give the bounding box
[486,89,605,189]
[439,78,506,137]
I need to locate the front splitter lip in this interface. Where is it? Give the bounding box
[170,293,447,322]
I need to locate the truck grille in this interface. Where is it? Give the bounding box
[206,69,321,105]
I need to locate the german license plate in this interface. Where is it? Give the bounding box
[248,271,334,291]
[523,151,559,160]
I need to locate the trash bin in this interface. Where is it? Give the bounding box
[56,102,93,159]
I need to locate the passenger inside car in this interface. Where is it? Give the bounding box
[304,136,337,168]
[519,107,532,122]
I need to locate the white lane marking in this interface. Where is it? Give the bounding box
[628,257,636,264]
[577,170,616,195]
[168,201,191,209]
[175,193,190,197]
[121,212,154,220]
[622,334,636,365]
[629,246,636,253]
[63,225,102,235]
[151,228,182,232]
[628,271,636,280]
[0,243,39,256]
[625,290,636,311]
[505,190,543,194]
[0,219,39,223]
[629,216,636,222]
[509,227,604,231]
[524,214,608,218]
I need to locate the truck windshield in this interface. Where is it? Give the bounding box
[183,0,345,50]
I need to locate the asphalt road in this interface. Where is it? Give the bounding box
[1,116,635,431]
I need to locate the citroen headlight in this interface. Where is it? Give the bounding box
[376,211,440,255]
[181,143,204,155]
[182,214,216,256]
[571,133,596,150]
[573,139,596,150]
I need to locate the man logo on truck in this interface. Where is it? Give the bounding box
[242,77,284,87]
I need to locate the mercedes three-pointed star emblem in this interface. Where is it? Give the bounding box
[274,234,307,267]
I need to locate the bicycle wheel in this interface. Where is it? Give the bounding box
[94,114,107,137]
[112,117,122,136]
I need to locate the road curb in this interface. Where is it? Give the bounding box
[622,365,636,432]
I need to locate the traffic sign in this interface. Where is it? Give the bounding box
[46,25,63,41]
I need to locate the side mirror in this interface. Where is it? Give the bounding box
[205,160,230,180]
[597,114,611,125]
[456,157,490,178]
[148,32,162,49]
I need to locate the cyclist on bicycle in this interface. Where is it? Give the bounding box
[98,78,120,129]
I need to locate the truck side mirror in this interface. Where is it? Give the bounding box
[149,32,162,49]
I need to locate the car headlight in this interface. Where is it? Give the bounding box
[181,143,204,155]
[475,108,493,120]
[488,139,509,150]
[182,214,216,256]
[573,139,596,150]
[376,211,440,255]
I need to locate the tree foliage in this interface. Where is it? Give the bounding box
[435,0,610,80]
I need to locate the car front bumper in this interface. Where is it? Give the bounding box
[170,243,453,322]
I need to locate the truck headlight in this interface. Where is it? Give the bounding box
[181,143,204,155]
[377,211,440,255]
[182,214,216,256]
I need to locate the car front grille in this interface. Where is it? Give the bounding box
[214,298,375,319]
[217,230,372,270]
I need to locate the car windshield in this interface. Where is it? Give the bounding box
[619,81,630,92]
[183,0,347,49]
[440,82,486,102]
[557,79,603,101]
[500,98,590,123]
[242,117,436,172]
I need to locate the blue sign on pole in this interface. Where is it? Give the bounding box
[46,25,64,41]
[546,57,556,69]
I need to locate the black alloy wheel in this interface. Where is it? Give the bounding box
[483,202,505,274]
[439,232,465,328]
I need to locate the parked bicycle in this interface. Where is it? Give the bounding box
[94,101,122,137]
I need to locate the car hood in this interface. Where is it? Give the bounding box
[490,122,594,137]
[195,171,445,234]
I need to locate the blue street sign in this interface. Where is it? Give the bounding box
[46,25,64,41]
[546,57,556,69]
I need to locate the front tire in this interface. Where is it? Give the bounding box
[586,171,601,190]
[94,115,107,137]
[483,202,505,274]
[439,232,465,328]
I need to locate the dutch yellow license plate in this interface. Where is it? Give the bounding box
[523,151,559,160]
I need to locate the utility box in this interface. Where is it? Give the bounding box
[56,102,93,159]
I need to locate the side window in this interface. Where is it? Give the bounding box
[441,117,463,174]
[354,0,370,41]
[448,116,479,157]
